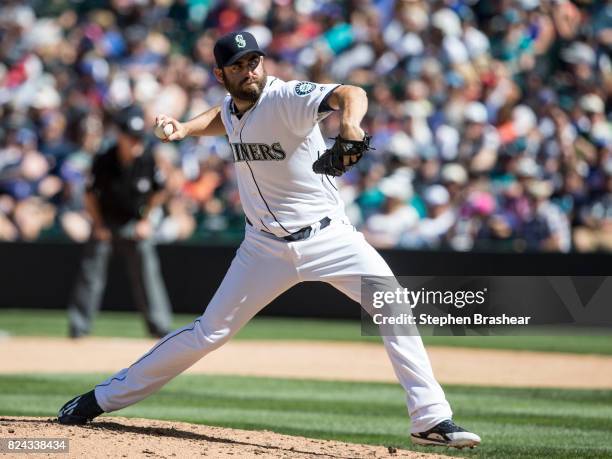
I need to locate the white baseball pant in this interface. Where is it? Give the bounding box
[94,218,452,433]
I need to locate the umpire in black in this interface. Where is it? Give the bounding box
[67,105,173,338]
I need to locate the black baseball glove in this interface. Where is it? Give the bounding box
[312,133,372,177]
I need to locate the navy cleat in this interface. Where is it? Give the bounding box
[58,390,104,425]
[411,419,481,449]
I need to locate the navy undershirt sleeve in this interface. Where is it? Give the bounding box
[318,85,341,113]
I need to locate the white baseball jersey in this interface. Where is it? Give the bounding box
[219,76,345,236]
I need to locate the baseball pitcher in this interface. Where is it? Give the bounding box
[58,31,480,449]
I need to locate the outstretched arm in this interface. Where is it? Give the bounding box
[156,105,225,142]
[325,85,368,141]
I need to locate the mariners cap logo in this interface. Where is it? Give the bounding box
[295,81,316,96]
[214,31,265,68]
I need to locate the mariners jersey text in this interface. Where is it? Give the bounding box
[230,142,287,162]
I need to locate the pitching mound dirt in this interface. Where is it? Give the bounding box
[0,417,454,459]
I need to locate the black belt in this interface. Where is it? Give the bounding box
[246,216,331,242]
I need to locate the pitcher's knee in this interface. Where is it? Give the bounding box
[195,318,233,350]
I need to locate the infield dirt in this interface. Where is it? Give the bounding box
[1,337,611,388]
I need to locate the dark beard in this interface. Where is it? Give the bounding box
[223,70,267,103]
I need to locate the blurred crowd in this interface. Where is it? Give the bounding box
[0,0,611,252]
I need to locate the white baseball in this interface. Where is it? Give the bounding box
[154,122,175,139]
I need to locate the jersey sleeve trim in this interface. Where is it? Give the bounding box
[318,84,342,114]
[314,84,341,123]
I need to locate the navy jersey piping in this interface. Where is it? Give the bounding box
[95,319,202,388]
[239,82,291,235]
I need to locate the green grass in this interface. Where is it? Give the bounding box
[0,374,611,458]
[1,309,612,355]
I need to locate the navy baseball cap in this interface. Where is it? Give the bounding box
[115,105,146,139]
[213,31,265,68]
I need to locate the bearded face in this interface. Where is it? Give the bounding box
[221,54,267,103]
